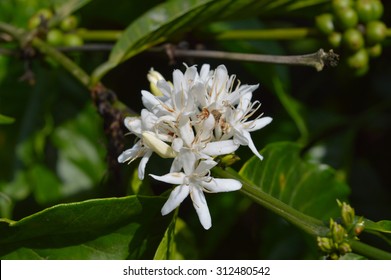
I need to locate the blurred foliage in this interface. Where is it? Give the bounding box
[0,0,390,259]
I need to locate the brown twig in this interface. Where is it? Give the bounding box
[158,44,339,71]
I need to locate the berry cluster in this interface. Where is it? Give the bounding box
[28,9,84,47]
[315,0,387,75]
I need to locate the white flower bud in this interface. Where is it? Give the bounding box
[142,131,176,158]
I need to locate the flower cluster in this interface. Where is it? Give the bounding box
[118,64,272,229]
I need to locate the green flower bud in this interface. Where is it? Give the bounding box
[317,237,334,252]
[331,220,346,243]
[339,242,352,254]
[316,13,335,35]
[365,20,387,45]
[219,153,240,168]
[342,29,365,51]
[147,69,166,96]
[340,202,355,227]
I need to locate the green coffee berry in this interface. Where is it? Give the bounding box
[63,33,84,47]
[36,9,53,21]
[46,29,64,46]
[328,32,342,48]
[356,0,375,23]
[60,15,79,32]
[346,48,369,69]
[354,64,370,77]
[366,20,387,45]
[332,0,353,11]
[356,0,384,23]
[371,0,384,20]
[316,13,335,35]
[335,7,359,30]
[367,43,382,57]
[28,15,41,30]
[342,28,364,51]
[28,8,53,29]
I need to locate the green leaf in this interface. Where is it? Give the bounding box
[339,253,367,260]
[0,114,14,124]
[154,210,178,260]
[154,215,198,260]
[272,76,309,143]
[239,142,350,220]
[364,219,391,234]
[0,195,172,259]
[91,0,328,83]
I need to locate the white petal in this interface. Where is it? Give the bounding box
[199,64,210,81]
[202,140,239,156]
[198,114,215,142]
[194,159,217,175]
[184,65,198,85]
[191,82,207,108]
[117,141,143,163]
[124,116,142,136]
[180,149,197,175]
[178,116,195,147]
[141,90,160,112]
[191,187,211,230]
[138,150,152,180]
[161,184,190,215]
[201,178,242,193]
[140,109,157,131]
[150,172,186,185]
[173,69,185,94]
[172,138,183,153]
[156,80,172,98]
[170,156,182,173]
[228,85,256,107]
[237,91,253,114]
[247,116,273,132]
[239,129,263,160]
[214,65,228,95]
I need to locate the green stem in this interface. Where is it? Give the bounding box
[0,21,27,44]
[351,240,391,260]
[213,167,327,236]
[76,29,122,41]
[208,28,318,41]
[31,37,91,88]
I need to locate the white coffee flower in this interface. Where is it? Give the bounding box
[118,64,272,229]
[150,159,241,230]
